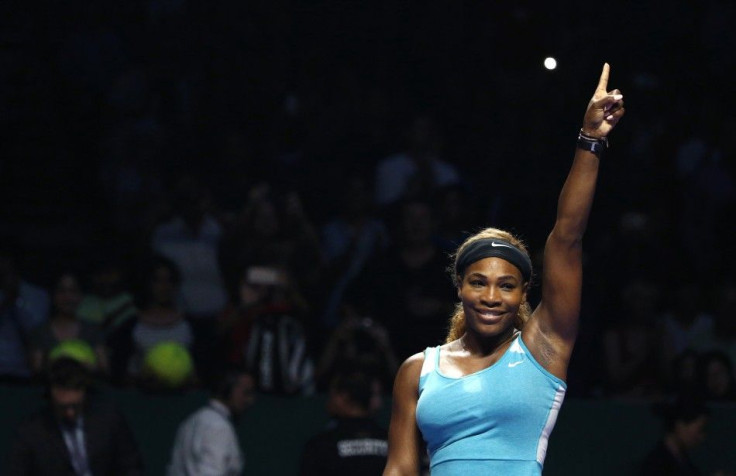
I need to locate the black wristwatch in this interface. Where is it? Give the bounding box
[577,130,608,157]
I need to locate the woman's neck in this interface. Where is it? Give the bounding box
[460,327,517,356]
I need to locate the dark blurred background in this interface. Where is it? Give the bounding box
[1,0,735,474]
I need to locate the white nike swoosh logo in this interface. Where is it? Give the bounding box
[491,242,514,249]
[508,360,524,368]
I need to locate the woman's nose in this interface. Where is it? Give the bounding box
[480,286,500,304]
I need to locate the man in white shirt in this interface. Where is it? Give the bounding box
[168,368,255,476]
[374,115,461,207]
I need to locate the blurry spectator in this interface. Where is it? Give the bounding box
[640,395,709,476]
[125,256,193,383]
[431,184,477,253]
[693,279,736,369]
[6,357,143,475]
[167,367,255,476]
[208,128,260,219]
[696,351,736,402]
[320,175,388,328]
[660,277,715,382]
[669,349,701,397]
[223,266,315,396]
[374,115,461,207]
[30,273,109,376]
[0,249,46,382]
[0,244,50,327]
[354,198,456,360]
[151,175,227,319]
[77,257,137,334]
[299,369,388,476]
[219,183,323,303]
[316,305,398,394]
[602,277,664,397]
[0,299,34,382]
[98,114,167,238]
[675,117,736,275]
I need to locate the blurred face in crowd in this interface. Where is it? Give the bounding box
[227,374,256,416]
[51,386,86,426]
[674,415,707,449]
[53,274,82,318]
[705,358,733,398]
[401,201,434,246]
[151,265,177,306]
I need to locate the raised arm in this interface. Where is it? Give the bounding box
[527,63,625,377]
[383,354,424,476]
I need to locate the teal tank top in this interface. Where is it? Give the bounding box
[415,334,566,476]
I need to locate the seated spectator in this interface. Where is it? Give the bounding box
[5,357,143,475]
[316,304,398,394]
[692,279,736,369]
[639,395,710,476]
[659,276,715,382]
[77,256,138,334]
[374,114,461,207]
[320,175,388,329]
[0,250,43,382]
[30,273,108,377]
[219,183,323,305]
[0,303,35,382]
[431,184,478,253]
[151,175,228,320]
[602,277,664,397]
[696,350,736,402]
[167,367,255,476]
[668,349,701,397]
[0,243,50,328]
[299,368,388,476]
[351,198,457,360]
[223,266,315,396]
[126,256,194,382]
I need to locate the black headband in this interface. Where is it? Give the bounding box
[455,238,532,282]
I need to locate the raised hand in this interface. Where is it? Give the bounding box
[582,63,625,139]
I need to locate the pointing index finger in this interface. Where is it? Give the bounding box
[596,63,610,94]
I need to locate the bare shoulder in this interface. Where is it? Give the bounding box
[393,352,425,393]
[398,351,425,377]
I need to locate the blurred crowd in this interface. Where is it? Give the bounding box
[2,1,736,474]
[2,0,736,403]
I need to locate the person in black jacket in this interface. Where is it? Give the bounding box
[6,357,143,476]
[299,368,388,476]
[640,394,709,476]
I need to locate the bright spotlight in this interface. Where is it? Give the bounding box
[543,57,557,70]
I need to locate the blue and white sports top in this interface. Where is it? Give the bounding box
[415,334,566,476]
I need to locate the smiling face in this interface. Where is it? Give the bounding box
[458,257,527,339]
